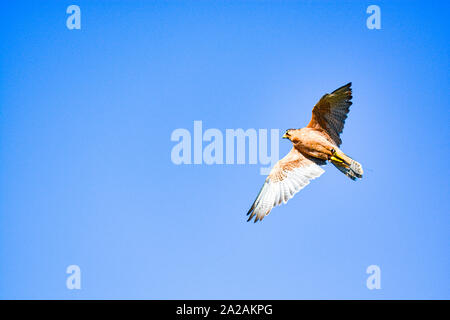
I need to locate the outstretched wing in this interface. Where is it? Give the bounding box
[307,82,352,146]
[247,148,325,222]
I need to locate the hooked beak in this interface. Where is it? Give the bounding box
[282,133,289,139]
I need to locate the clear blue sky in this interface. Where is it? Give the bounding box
[0,1,448,299]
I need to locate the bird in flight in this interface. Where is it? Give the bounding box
[247,83,363,222]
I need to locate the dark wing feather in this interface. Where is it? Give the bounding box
[307,82,353,146]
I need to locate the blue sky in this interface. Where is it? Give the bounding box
[0,1,448,299]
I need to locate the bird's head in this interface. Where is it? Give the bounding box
[282,129,295,140]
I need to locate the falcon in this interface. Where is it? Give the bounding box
[247,83,363,222]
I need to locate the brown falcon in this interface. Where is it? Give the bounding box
[247,83,363,222]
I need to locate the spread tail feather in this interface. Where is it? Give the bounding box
[331,153,363,180]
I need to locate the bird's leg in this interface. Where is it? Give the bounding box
[330,148,349,166]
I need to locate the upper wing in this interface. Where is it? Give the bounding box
[307,82,352,146]
[246,148,325,223]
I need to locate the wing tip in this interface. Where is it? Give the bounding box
[332,82,352,94]
[246,210,268,223]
